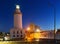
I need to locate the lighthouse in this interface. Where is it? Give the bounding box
[14,5,22,29]
[10,5,25,39]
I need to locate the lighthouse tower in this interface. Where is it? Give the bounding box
[14,5,22,29]
[10,5,25,39]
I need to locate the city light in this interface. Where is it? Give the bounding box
[35,29,40,32]
[25,33,34,42]
[35,39,39,41]
[4,37,8,40]
[7,34,9,35]
[4,37,10,40]
[27,27,30,31]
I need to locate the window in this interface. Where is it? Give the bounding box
[21,31,22,34]
[13,35,15,37]
[17,35,19,37]
[17,31,19,34]
[13,31,15,34]
[21,35,22,37]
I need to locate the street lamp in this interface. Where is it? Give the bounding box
[48,1,56,42]
[54,6,56,41]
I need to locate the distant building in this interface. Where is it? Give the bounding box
[10,5,25,39]
[0,32,10,41]
[39,30,54,39]
[56,29,60,39]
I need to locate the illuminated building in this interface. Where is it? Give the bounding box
[39,30,54,39]
[10,5,25,39]
[25,23,41,41]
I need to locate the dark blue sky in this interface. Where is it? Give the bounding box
[0,0,60,32]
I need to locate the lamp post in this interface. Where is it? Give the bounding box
[48,1,56,42]
[54,5,56,42]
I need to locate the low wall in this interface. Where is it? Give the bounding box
[0,41,38,44]
[0,40,58,44]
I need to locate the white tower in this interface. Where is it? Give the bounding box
[14,5,22,29]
